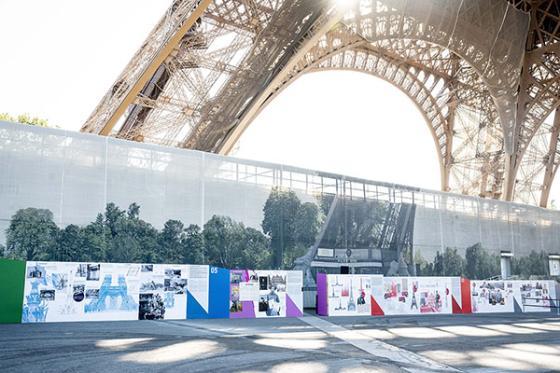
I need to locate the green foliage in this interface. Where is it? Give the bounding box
[319,196,388,253]
[294,202,321,247]
[6,208,58,260]
[262,187,302,268]
[0,113,50,127]
[182,224,205,265]
[262,188,324,269]
[442,248,465,276]
[241,227,271,269]
[158,220,184,264]
[80,214,108,262]
[465,243,500,280]
[512,250,549,278]
[2,199,558,279]
[431,248,465,277]
[4,203,272,269]
[55,224,83,262]
[204,215,248,268]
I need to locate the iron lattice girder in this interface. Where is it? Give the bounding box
[340,0,529,154]
[183,0,334,151]
[81,0,213,136]
[240,24,506,198]
[80,0,560,208]
[506,0,560,206]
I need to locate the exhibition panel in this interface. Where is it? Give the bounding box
[372,276,454,316]
[319,275,457,317]
[21,261,225,323]
[229,269,303,318]
[323,274,381,317]
[317,275,558,316]
[0,259,26,323]
[0,259,301,324]
[468,279,558,314]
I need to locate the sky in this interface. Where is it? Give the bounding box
[0,1,555,202]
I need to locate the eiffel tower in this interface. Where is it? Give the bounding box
[81,0,560,208]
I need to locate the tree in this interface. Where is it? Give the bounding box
[432,251,444,276]
[103,203,158,263]
[182,224,205,264]
[432,248,465,276]
[294,202,322,247]
[262,188,301,268]
[55,225,84,262]
[442,248,465,276]
[241,227,271,269]
[0,113,50,127]
[204,215,245,268]
[158,220,184,264]
[104,203,126,239]
[512,251,549,278]
[414,251,433,276]
[81,214,109,262]
[465,243,500,279]
[6,208,59,260]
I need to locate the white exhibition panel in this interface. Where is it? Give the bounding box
[230,269,303,318]
[326,274,378,317]
[254,270,303,318]
[470,280,557,313]
[325,275,454,316]
[516,280,556,313]
[374,277,453,316]
[470,280,516,313]
[21,261,208,322]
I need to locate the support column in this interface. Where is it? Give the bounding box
[539,107,560,207]
[441,97,456,193]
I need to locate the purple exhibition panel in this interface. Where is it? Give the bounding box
[286,294,303,317]
[316,272,328,316]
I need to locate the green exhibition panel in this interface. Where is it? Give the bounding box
[0,259,26,323]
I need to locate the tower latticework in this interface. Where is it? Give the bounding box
[81,0,560,208]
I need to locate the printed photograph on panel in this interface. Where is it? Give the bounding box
[519,281,553,313]
[138,264,188,320]
[471,281,514,313]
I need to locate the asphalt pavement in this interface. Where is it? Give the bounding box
[1,312,559,372]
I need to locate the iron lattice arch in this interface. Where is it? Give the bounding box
[81,0,560,208]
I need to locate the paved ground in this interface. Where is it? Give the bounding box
[1,313,560,372]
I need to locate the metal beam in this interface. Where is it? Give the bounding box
[539,107,560,207]
[98,0,212,136]
[215,6,345,155]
